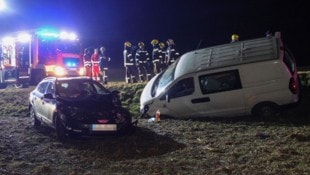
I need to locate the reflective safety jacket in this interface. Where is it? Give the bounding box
[166,45,180,64]
[124,47,135,66]
[135,48,150,64]
[152,45,161,63]
[83,54,92,67]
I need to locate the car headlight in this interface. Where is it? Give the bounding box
[54,66,67,76]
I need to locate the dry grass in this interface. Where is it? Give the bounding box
[0,83,309,175]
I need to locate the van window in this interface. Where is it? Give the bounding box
[199,70,242,94]
[152,61,177,97]
[283,49,296,74]
[161,77,194,100]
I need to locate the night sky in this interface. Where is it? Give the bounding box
[0,0,309,67]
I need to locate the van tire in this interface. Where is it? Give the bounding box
[252,102,279,119]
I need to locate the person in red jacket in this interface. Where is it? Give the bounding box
[91,48,100,81]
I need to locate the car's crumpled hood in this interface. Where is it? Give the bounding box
[57,94,118,123]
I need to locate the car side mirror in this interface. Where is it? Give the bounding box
[44,93,54,99]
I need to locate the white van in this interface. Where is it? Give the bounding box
[140,32,300,118]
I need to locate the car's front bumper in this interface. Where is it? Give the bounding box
[65,119,138,136]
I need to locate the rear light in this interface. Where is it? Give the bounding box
[289,78,298,94]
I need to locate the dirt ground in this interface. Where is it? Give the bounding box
[0,86,309,175]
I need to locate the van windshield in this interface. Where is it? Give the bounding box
[151,61,178,97]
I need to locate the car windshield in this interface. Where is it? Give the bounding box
[151,60,178,97]
[55,80,109,99]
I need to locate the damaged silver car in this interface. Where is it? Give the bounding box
[29,77,136,141]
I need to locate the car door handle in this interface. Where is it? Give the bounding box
[191,97,210,104]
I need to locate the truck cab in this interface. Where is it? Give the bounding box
[0,28,84,89]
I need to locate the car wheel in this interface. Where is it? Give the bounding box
[55,115,67,142]
[30,107,41,127]
[252,102,279,119]
[118,108,135,136]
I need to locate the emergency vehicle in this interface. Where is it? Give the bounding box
[0,28,84,88]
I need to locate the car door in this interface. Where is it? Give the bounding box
[32,82,49,119]
[40,82,57,125]
[193,70,246,117]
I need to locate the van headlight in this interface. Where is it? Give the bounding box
[54,66,67,76]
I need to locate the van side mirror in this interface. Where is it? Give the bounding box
[165,94,170,103]
[44,93,54,99]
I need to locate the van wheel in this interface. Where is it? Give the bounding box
[30,107,41,127]
[55,115,67,142]
[252,102,279,119]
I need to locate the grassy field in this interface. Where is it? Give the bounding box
[0,80,309,175]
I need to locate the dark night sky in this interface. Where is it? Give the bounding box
[0,0,309,67]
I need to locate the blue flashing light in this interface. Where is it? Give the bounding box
[37,28,59,40]
[64,58,79,68]
[36,27,78,41]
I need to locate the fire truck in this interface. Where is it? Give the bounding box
[0,28,84,88]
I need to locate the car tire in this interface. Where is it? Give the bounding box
[55,115,67,142]
[252,102,279,119]
[30,107,41,127]
[118,108,135,136]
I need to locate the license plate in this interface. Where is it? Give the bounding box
[91,124,117,131]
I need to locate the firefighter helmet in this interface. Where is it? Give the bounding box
[100,46,106,52]
[84,48,89,53]
[151,39,159,45]
[124,41,132,47]
[231,34,239,42]
[166,39,175,45]
[159,42,165,48]
[138,42,145,47]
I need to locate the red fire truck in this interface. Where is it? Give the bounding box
[0,27,84,88]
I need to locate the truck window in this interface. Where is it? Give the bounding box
[167,77,194,99]
[199,70,242,94]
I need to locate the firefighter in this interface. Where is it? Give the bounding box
[99,46,110,84]
[83,48,92,77]
[165,39,180,66]
[159,42,166,71]
[135,42,151,82]
[231,34,239,43]
[151,39,162,75]
[123,41,137,83]
[91,48,100,81]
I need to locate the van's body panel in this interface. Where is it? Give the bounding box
[140,32,300,118]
